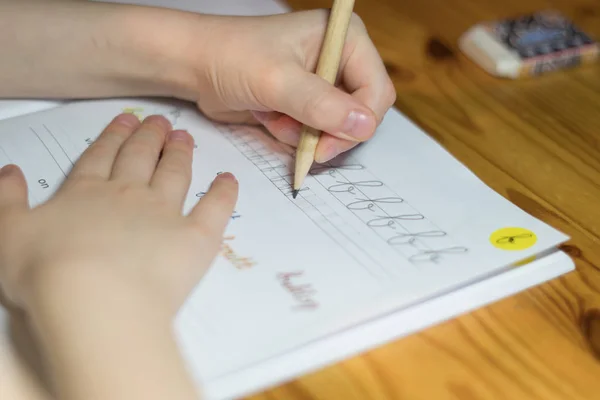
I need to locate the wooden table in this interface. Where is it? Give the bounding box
[250,0,600,399]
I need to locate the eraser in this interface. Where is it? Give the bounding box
[458,10,599,78]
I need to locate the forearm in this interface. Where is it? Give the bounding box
[23,266,201,400]
[0,0,203,100]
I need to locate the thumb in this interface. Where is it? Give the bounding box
[270,68,377,142]
[188,172,239,243]
[0,165,29,213]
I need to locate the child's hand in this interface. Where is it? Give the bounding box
[0,114,238,316]
[179,10,396,163]
[1,3,395,163]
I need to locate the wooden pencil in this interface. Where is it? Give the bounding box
[292,0,356,199]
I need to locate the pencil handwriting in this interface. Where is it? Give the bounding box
[327,180,384,193]
[366,214,425,227]
[346,196,404,211]
[221,236,255,269]
[387,230,447,245]
[277,271,319,311]
[218,123,470,266]
[409,246,469,262]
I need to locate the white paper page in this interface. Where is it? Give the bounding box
[201,249,574,400]
[0,100,63,122]
[0,97,569,383]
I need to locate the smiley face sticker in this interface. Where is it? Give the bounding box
[490,227,537,251]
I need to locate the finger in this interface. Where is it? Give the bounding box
[199,107,261,126]
[313,38,396,162]
[315,135,359,164]
[252,111,361,162]
[150,130,195,208]
[188,172,238,242]
[264,66,378,143]
[251,111,302,147]
[69,113,140,180]
[111,115,171,183]
[0,165,28,212]
[340,38,397,125]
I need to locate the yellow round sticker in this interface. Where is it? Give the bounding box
[490,227,537,251]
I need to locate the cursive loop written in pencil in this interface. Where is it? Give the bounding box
[327,180,384,193]
[310,163,365,175]
[347,196,405,211]
[367,214,425,227]
[219,124,472,265]
[409,246,469,262]
[387,230,447,245]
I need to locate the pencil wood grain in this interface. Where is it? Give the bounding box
[293,0,355,192]
[250,0,600,398]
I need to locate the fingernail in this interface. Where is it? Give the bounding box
[114,113,140,127]
[340,110,375,141]
[168,130,194,146]
[216,172,238,183]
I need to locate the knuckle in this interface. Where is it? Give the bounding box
[301,86,332,125]
[213,187,236,207]
[160,166,190,186]
[86,140,115,159]
[256,65,287,104]
[350,12,367,31]
[385,80,397,106]
[125,140,156,157]
[164,149,192,174]
[114,182,143,200]
[160,166,189,185]
[143,115,172,132]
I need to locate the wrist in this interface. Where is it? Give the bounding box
[22,262,172,329]
[81,3,202,101]
[21,265,198,400]
[96,5,204,100]
[0,1,210,100]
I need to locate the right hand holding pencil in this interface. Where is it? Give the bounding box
[1,2,395,162]
[0,0,396,162]
[192,10,397,163]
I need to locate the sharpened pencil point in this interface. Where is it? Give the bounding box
[292,190,299,199]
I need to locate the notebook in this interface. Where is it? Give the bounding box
[0,1,575,400]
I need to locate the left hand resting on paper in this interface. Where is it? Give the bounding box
[0,1,396,163]
[0,114,237,400]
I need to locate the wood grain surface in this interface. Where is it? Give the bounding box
[248,0,600,399]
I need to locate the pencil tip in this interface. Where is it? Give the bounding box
[292,190,299,199]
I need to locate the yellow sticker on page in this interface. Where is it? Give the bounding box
[490,227,537,251]
[122,107,144,121]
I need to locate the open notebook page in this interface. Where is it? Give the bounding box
[0,97,569,384]
[200,249,573,399]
